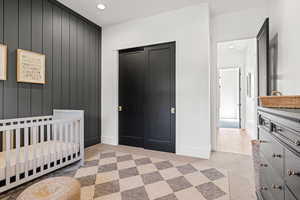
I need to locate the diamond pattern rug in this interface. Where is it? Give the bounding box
[0,150,230,200]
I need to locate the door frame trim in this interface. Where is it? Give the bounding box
[257,18,270,97]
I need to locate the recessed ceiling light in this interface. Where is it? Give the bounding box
[97,3,106,10]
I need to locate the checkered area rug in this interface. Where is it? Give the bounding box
[78,151,229,200]
[0,150,230,200]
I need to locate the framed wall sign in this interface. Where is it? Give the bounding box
[0,44,7,80]
[17,49,46,84]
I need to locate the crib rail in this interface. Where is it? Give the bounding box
[0,110,84,193]
[0,116,53,151]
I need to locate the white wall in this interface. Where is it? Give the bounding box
[102,5,211,159]
[244,39,258,139]
[210,7,267,150]
[267,0,300,95]
[217,48,245,69]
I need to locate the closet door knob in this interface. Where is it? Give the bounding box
[118,106,123,112]
[171,107,176,114]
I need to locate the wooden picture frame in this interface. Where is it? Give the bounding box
[0,44,7,80]
[17,49,46,84]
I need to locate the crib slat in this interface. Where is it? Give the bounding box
[29,122,33,146]
[47,124,51,169]
[65,123,69,162]
[53,123,57,167]
[80,119,84,162]
[32,126,37,175]
[5,130,11,185]
[59,123,63,164]
[2,131,4,153]
[24,127,29,178]
[66,123,72,161]
[40,124,45,172]
[63,123,66,162]
[70,122,74,158]
[15,128,20,182]
[75,121,79,159]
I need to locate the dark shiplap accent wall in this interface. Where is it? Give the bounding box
[0,0,102,147]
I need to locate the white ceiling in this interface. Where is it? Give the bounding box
[210,0,267,16]
[57,0,266,26]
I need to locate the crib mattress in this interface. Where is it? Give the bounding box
[0,141,79,180]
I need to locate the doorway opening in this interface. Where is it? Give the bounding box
[217,38,257,155]
[219,67,241,129]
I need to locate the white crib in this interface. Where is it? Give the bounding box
[0,110,84,193]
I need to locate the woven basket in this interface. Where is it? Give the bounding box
[259,95,300,109]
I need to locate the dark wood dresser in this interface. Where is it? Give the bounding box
[257,107,300,200]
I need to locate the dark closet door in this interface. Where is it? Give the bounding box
[257,18,270,97]
[119,49,145,147]
[144,43,176,153]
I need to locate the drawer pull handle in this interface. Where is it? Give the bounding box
[260,163,268,167]
[276,128,283,132]
[260,186,268,191]
[272,153,282,158]
[294,140,300,146]
[264,122,270,125]
[259,140,268,144]
[288,170,300,177]
[271,184,282,190]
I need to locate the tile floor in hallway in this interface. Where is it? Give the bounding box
[217,128,252,155]
[0,144,237,200]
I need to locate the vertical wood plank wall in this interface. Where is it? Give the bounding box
[0,0,102,147]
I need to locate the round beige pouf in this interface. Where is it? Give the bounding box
[17,177,81,200]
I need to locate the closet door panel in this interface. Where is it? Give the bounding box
[119,50,145,147]
[144,43,175,153]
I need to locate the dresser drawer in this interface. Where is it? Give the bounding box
[259,156,284,200]
[285,186,297,200]
[259,115,272,132]
[273,123,300,153]
[259,128,284,177]
[285,149,300,198]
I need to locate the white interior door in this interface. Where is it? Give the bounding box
[219,68,240,120]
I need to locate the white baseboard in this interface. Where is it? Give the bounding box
[101,137,211,159]
[177,145,211,159]
[101,136,118,146]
